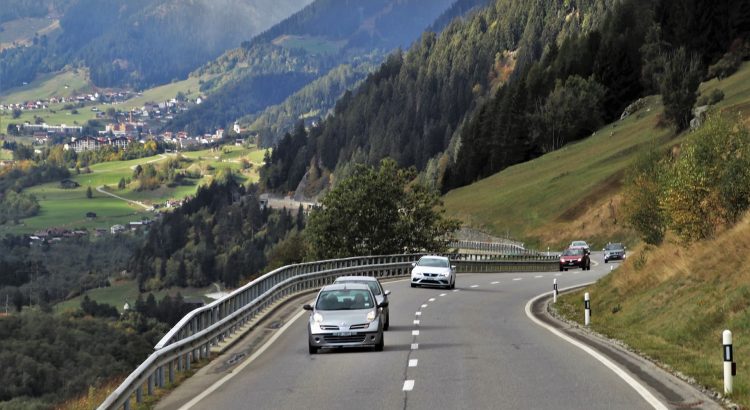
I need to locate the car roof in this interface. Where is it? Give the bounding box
[571,240,587,244]
[320,283,371,292]
[334,276,379,283]
[419,255,449,260]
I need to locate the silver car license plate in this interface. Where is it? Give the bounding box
[334,331,353,336]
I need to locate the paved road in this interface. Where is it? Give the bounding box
[164,255,718,410]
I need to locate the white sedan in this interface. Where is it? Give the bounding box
[410,255,456,289]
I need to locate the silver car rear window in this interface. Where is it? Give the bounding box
[316,289,374,310]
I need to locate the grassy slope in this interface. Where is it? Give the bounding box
[55,280,215,314]
[121,76,207,111]
[443,62,750,250]
[1,146,262,235]
[443,63,750,404]
[0,18,59,49]
[0,68,92,103]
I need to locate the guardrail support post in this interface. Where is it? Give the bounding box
[124,397,130,410]
[169,361,175,384]
[158,365,165,388]
[147,374,154,396]
[136,386,142,404]
[723,329,735,394]
[584,292,591,326]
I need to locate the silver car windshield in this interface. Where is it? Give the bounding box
[606,243,624,250]
[316,289,374,310]
[336,280,381,295]
[418,258,449,268]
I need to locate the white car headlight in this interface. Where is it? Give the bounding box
[313,313,323,323]
[367,310,376,322]
[577,258,582,262]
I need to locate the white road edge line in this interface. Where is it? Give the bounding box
[409,359,418,367]
[179,277,418,409]
[524,284,667,410]
[403,380,415,391]
[179,308,308,410]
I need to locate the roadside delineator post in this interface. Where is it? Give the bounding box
[584,292,591,326]
[553,278,558,303]
[723,329,735,394]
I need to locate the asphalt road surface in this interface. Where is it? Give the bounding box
[164,254,718,410]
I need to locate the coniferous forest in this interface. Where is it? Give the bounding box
[262,0,750,195]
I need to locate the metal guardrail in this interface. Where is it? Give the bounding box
[449,240,531,254]
[98,251,557,410]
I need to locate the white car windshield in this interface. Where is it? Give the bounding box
[316,289,374,310]
[418,258,449,268]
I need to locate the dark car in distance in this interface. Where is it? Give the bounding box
[559,247,591,271]
[603,242,626,263]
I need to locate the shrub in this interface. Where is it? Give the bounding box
[707,51,741,80]
[709,89,724,105]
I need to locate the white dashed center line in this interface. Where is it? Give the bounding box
[453,289,460,292]
[513,278,522,281]
[412,330,420,336]
[428,298,435,302]
[491,281,500,285]
[403,380,415,391]
[421,304,428,308]
[535,275,543,278]
[409,359,418,367]
[439,293,446,297]
[415,311,422,316]
[470,284,479,288]
[413,320,420,325]
[555,273,562,276]
[411,343,419,350]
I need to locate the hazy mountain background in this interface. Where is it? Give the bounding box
[163,0,486,136]
[0,0,313,91]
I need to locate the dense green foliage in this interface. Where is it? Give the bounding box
[246,59,378,143]
[0,310,167,409]
[130,179,302,289]
[658,47,703,131]
[306,159,459,259]
[263,0,750,195]
[0,0,309,92]
[0,234,140,311]
[0,190,40,224]
[624,115,750,244]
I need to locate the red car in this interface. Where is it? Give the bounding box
[559,247,591,271]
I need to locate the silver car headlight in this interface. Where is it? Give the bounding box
[367,310,376,322]
[313,313,323,323]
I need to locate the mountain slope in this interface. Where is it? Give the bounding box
[0,0,312,92]
[165,0,461,135]
[443,61,750,247]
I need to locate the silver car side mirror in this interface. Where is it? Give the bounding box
[303,304,313,311]
[451,265,456,270]
[384,290,391,296]
[411,262,416,268]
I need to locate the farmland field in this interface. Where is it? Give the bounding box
[2,145,265,234]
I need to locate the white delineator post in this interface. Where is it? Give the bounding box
[584,292,591,326]
[553,279,558,303]
[723,329,734,394]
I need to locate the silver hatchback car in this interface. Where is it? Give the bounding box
[303,283,387,354]
[333,276,391,330]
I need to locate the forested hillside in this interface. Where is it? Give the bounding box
[0,0,311,92]
[165,0,468,135]
[262,0,750,196]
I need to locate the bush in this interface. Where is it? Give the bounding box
[707,51,741,80]
[709,89,724,105]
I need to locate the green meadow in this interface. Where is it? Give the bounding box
[3,145,265,234]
